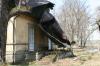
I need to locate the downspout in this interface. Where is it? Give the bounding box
[13,18,15,63]
[11,16,17,63]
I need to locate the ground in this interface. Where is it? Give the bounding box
[2,45,100,66]
[33,47,100,66]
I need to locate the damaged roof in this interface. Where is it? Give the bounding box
[26,1,54,9]
[9,0,71,47]
[10,0,54,18]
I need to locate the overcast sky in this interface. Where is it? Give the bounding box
[88,0,100,12]
[49,0,100,13]
[49,0,100,40]
[87,0,100,40]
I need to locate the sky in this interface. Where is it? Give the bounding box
[49,0,100,13]
[49,0,100,40]
[88,0,100,13]
[87,0,100,40]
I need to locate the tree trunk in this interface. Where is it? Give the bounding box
[80,33,83,47]
[0,0,8,62]
[0,0,15,62]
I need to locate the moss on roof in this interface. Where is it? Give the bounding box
[10,6,31,15]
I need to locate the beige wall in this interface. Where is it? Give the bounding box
[6,14,48,62]
[15,15,33,44]
[6,15,33,62]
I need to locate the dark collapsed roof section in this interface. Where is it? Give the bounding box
[9,0,71,47]
[40,11,71,47]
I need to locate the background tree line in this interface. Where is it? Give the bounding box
[52,0,98,47]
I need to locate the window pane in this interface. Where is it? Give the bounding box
[28,24,34,51]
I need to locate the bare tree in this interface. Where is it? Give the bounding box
[57,0,95,47]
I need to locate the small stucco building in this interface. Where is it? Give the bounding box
[6,14,51,63]
[5,0,71,63]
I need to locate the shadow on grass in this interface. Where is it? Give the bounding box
[7,61,30,66]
